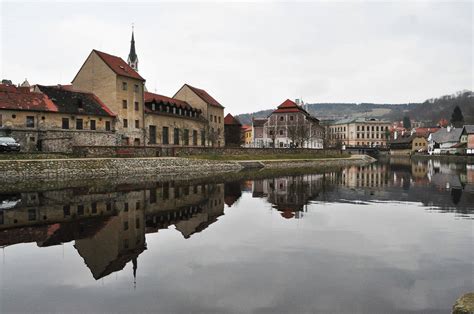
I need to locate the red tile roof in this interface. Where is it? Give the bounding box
[224,113,241,125]
[0,84,115,117]
[184,84,224,108]
[93,50,145,81]
[273,99,310,115]
[145,91,198,111]
[0,84,56,112]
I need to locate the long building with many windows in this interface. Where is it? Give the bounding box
[327,117,391,148]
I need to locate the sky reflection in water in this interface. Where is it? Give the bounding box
[0,159,473,314]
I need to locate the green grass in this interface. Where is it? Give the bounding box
[0,153,72,160]
[186,153,350,161]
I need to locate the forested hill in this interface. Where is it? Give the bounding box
[235,90,473,126]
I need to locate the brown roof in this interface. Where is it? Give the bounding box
[72,50,145,82]
[183,84,224,108]
[145,91,194,110]
[0,84,115,117]
[273,99,309,114]
[224,113,241,125]
[0,84,57,112]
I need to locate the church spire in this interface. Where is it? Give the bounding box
[128,25,138,71]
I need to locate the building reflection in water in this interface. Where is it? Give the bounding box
[0,182,225,281]
[0,158,472,281]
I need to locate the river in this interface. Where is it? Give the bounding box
[0,158,472,313]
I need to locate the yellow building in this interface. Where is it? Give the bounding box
[243,125,252,146]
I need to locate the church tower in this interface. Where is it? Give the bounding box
[127,27,138,71]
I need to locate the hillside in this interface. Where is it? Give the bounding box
[235,90,473,126]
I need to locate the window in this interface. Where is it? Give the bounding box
[210,114,213,122]
[150,189,157,204]
[62,118,69,129]
[122,100,128,109]
[290,116,294,121]
[193,130,198,146]
[136,201,140,210]
[26,116,34,128]
[162,127,169,144]
[63,205,70,217]
[124,203,129,212]
[215,116,217,123]
[106,202,112,211]
[279,130,284,135]
[134,102,139,111]
[123,221,129,231]
[123,119,128,128]
[105,121,111,131]
[149,125,156,144]
[174,128,180,145]
[218,116,221,123]
[184,129,189,145]
[77,205,84,216]
[76,119,83,130]
[201,130,206,146]
[134,84,139,93]
[90,120,96,130]
[136,218,140,229]
[122,82,127,90]
[28,209,36,221]
[91,202,97,214]
[135,120,139,128]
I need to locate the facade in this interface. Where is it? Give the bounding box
[0,84,116,152]
[173,84,225,146]
[428,127,463,155]
[144,92,206,146]
[252,99,323,149]
[251,118,266,147]
[223,113,242,147]
[389,135,428,155]
[72,49,146,146]
[242,125,252,146]
[328,118,391,148]
[462,125,474,155]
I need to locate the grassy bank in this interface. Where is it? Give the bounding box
[186,153,350,161]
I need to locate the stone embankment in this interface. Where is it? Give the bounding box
[0,155,374,183]
[452,292,474,314]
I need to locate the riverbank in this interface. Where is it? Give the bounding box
[411,154,474,163]
[0,154,374,184]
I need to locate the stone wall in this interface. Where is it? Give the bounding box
[3,129,117,153]
[72,145,344,158]
[0,157,243,182]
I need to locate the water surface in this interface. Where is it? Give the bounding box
[0,159,473,313]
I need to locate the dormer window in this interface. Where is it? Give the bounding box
[77,98,83,109]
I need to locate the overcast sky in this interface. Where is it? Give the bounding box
[0,1,472,114]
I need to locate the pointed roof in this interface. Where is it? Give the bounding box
[74,50,144,82]
[273,99,310,115]
[224,113,241,125]
[128,31,137,63]
[177,84,224,108]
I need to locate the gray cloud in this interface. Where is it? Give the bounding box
[1,1,472,115]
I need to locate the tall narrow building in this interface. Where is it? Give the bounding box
[127,29,138,71]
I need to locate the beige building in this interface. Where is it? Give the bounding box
[173,84,225,146]
[328,118,391,148]
[72,49,146,146]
